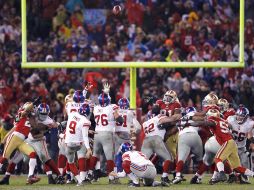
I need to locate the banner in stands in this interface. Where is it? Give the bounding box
[83,9,107,25]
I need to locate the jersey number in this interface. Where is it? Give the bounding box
[69,121,77,134]
[232,130,245,142]
[144,123,155,134]
[95,114,108,126]
[116,115,127,127]
[219,121,229,133]
[24,121,31,127]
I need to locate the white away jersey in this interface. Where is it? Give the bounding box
[65,102,84,116]
[227,116,254,148]
[122,151,153,167]
[115,109,135,133]
[94,104,118,132]
[142,115,167,139]
[178,112,199,136]
[65,112,91,143]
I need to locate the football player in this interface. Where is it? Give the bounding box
[0,102,40,184]
[109,142,160,187]
[88,83,124,183]
[155,90,182,175]
[115,98,141,162]
[188,109,254,183]
[65,103,92,186]
[217,98,235,120]
[227,107,254,170]
[141,105,173,186]
[172,107,203,184]
[0,103,64,185]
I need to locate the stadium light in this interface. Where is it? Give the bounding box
[21,0,245,109]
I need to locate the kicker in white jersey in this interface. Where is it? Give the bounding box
[65,112,91,148]
[93,104,118,132]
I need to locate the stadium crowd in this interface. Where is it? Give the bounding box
[0,0,254,176]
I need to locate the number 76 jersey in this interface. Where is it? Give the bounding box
[94,104,118,132]
[227,116,254,148]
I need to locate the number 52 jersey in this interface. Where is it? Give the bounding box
[142,115,167,139]
[227,115,254,148]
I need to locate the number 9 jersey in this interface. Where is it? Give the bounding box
[94,104,118,132]
[65,112,91,144]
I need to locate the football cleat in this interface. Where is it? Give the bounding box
[173,176,183,184]
[47,174,56,184]
[55,175,65,184]
[26,175,41,185]
[109,178,121,184]
[190,175,202,184]
[128,182,140,187]
[227,173,237,184]
[0,175,10,185]
[212,171,227,183]
[161,177,171,186]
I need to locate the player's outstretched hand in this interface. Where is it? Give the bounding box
[86,148,92,159]
[109,171,118,177]
[103,82,110,94]
[83,81,93,91]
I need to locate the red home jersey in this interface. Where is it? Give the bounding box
[207,116,232,145]
[155,99,181,116]
[223,108,235,120]
[15,117,31,137]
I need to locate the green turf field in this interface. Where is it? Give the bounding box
[0,175,253,190]
[0,175,254,190]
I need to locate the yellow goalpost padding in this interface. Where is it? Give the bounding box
[21,0,245,109]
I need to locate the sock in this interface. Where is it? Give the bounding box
[6,162,16,174]
[224,161,233,174]
[244,168,254,177]
[176,172,181,177]
[151,154,158,164]
[212,171,218,179]
[46,171,52,175]
[45,159,60,175]
[163,160,171,174]
[106,160,115,174]
[95,160,100,170]
[214,158,224,172]
[59,168,64,175]
[78,158,86,172]
[89,156,98,170]
[58,155,67,168]
[162,172,168,178]
[197,162,208,176]
[68,163,79,176]
[80,171,87,180]
[0,158,8,169]
[75,174,82,183]
[28,158,37,177]
[176,160,184,173]
[109,175,115,180]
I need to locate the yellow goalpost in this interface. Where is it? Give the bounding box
[21,0,245,109]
